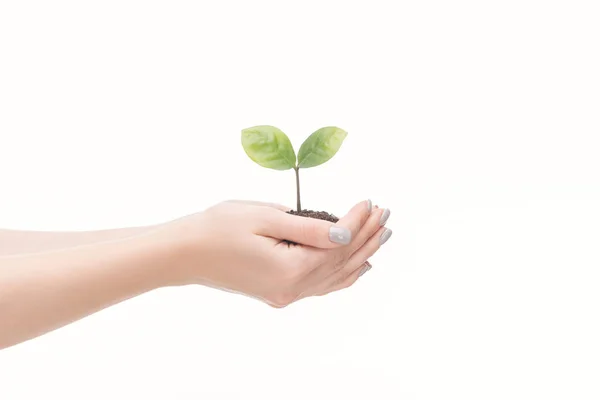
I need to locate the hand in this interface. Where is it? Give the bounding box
[152,199,392,307]
[0,199,392,349]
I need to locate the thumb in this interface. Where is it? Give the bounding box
[257,200,372,249]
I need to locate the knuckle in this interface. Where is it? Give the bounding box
[257,207,285,231]
[342,276,356,289]
[331,274,345,287]
[268,302,287,309]
[267,290,297,308]
[268,271,302,308]
[260,205,280,218]
[331,275,354,291]
[206,202,240,219]
[339,272,353,287]
[332,252,349,270]
[298,220,319,241]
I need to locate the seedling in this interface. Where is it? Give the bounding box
[241,125,347,222]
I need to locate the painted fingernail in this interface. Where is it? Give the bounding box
[367,199,373,213]
[380,208,391,226]
[329,226,352,245]
[358,263,372,277]
[380,228,392,245]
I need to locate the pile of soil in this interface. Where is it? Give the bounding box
[286,209,339,223]
[284,209,339,246]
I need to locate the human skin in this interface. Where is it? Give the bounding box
[0,226,151,256]
[0,199,392,350]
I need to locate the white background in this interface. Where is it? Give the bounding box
[1,1,599,398]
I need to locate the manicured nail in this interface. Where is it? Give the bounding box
[380,208,391,226]
[329,226,352,245]
[367,199,372,213]
[380,228,392,245]
[358,263,372,277]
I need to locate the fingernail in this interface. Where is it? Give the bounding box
[329,226,352,245]
[358,263,372,277]
[380,208,391,226]
[380,228,393,245]
[367,199,373,213]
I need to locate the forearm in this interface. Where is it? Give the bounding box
[0,226,155,256]
[0,233,172,350]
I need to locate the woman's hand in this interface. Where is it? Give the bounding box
[151,199,392,307]
[0,199,391,349]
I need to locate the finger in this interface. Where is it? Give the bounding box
[316,261,372,297]
[303,206,388,280]
[346,207,391,256]
[334,199,374,244]
[317,226,392,294]
[289,202,380,288]
[296,261,371,300]
[257,199,372,249]
[226,200,292,212]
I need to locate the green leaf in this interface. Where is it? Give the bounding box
[241,125,297,170]
[297,126,347,169]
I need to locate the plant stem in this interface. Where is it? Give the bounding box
[294,166,301,212]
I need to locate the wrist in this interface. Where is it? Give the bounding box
[139,222,210,288]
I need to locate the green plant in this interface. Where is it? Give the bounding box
[241,125,347,212]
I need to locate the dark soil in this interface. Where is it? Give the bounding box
[283,209,339,246]
[286,209,339,223]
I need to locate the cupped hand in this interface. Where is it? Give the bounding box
[152,199,392,307]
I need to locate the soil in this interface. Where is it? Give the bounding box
[283,209,339,246]
[286,209,339,223]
